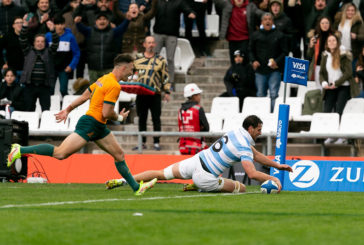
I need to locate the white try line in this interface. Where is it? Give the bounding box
[0,192,260,209]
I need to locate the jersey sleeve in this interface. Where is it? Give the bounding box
[239,147,254,162]
[104,83,121,105]
[88,82,97,93]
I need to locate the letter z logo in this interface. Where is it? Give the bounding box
[289,160,320,188]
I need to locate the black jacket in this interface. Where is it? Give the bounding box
[1,31,24,71]
[249,27,288,74]
[180,101,209,132]
[224,63,256,97]
[0,82,25,111]
[153,0,194,36]
[0,2,25,35]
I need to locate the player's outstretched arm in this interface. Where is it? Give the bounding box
[251,146,293,172]
[55,89,91,123]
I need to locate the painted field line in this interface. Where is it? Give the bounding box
[0,192,260,209]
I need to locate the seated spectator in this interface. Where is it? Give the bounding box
[75,11,130,84]
[178,83,209,155]
[354,44,364,98]
[112,0,157,55]
[19,14,59,111]
[223,50,256,111]
[307,16,335,91]
[320,34,360,145]
[0,68,25,112]
[45,15,80,96]
[0,16,25,81]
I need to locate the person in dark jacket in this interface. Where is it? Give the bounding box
[223,50,256,111]
[1,16,25,81]
[269,0,295,54]
[153,0,195,89]
[0,68,25,111]
[45,15,80,96]
[178,83,209,155]
[19,14,59,111]
[75,11,130,84]
[0,0,25,35]
[249,12,288,112]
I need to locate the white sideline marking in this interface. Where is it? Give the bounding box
[0,192,259,209]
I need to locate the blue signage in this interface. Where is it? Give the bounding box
[272,160,364,192]
[271,104,290,185]
[283,56,309,86]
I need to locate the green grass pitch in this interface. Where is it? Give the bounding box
[1,183,363,245]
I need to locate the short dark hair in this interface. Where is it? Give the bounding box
[114,54,134,66]
[3,68,17,77]
[53,14,65,24]
[242,115,263,130]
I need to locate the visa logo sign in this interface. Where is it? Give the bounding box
[292,62,306,70]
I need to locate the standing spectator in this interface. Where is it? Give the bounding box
[19,14,59,111]
[285,0,305,58]
[74,0,115,27]
[249,13,288,112]
[212,0,233,40]
[0,68,25,112]
[45,15,80,96]
[223,50,256,111]
[301,0,342,37]
[26,0,57,41]
[178,83,209,155]
[320,34,360,144]
[1,16,25,81]
[133,36,170,151]
[0,0,25,35]
[184,0,209,57]
[269,0,295,54]
[153,0,195,90]
[226,0,250,64]
[355,44,364,98]
[75,11,130,84]
[112,0,157,55]
[334,2,364,73]
[118,0,146,14]
[307,16,335,90]
[63,0,86,80]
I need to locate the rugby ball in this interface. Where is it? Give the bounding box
[260,180,279,194]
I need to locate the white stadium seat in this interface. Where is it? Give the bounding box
[205,113,223,132]
[62,95,89,114]
[11,111,40,130]
[50,95,61,111]
[339,113,364,134]
[303,113,340,134]
[343,98,364,114]
[242,97,271,117]
[39,110,69,131]
[222,113,244,132]
[210,97,239,117]
[68,110,84,131]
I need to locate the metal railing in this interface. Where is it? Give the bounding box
[29,130,364,156]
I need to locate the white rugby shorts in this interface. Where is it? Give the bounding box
[178,154,224,192]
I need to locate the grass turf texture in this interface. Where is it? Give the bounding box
[1,183,363,245]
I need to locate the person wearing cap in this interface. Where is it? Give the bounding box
[74,9,131,84]
[223,49,256,111]
[178,83,209,155]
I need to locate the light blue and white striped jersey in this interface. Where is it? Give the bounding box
[198,127,255,177]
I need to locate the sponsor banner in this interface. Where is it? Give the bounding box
[283,56,309,86]
[272,104,290,184]
[281,160,364,192]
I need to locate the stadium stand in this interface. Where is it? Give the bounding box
[342,98,364,114]
[39,110,69,131]
[11,111,40,130]
[222,113,244,132]
[210,97,239,116]
[302,113,340,134]
[205,113,223,132]
[241,97,271,117]
[339,113,364,134]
